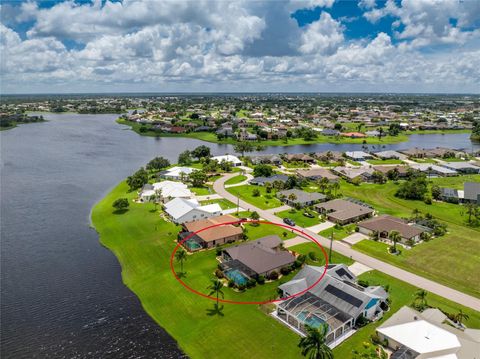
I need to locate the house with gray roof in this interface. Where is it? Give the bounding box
[358,215,426,243]
[276,264,388,346]
[221,235,295,277]
[464,182,480,204]
[374,150,407,160]
[277,189,326,207]
[249,174,289,186]
[250,154,282,166]
[315,199,374,224]
[440,161,480,174]
[296,168,339,181]
[345,151,373,161]
[409,163,458,177]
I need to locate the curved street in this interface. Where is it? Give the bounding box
[213,172,480,312]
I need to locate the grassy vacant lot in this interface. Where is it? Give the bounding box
[190,186,212,195]
[244,222,296,240]
[199,198,237,210]
[226,185,282,210]
[276,209,322,228]
[429,174,480,189]
[318,224,357,240]
[340,179,480,298]
[92,185,479,359]
[224,175,247,185]
[366,159,404,165]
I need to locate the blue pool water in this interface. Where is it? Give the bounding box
[297,311,327,329]
[224,269,249,285]
[184,239,202,251]
[365,298,379,310]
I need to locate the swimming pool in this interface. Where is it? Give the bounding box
[184,239,202,251]
[365,298,379,310]
[224,269,249,286]
[297,311,327,329]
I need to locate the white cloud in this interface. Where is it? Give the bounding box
[299,12,344,55]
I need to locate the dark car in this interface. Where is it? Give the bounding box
[283,217,296,226]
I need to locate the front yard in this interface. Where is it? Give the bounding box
[226,184,283,210]
[276,208,322,228]
[318,223,357,240]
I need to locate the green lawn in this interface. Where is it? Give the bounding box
[199,198,237,210]
[318,224,357,240]
[339,180,480,298]
[276,209,322,228]
[224,175,248,185]
[244,222,296,240]
[366,159,404,165]
[430,174,480,189]
[282,161,309,168]
[442,157,467,162]
[190,186,212,195]
[92,186,479,359]
[412,158,437,164]
[226,185,283,210]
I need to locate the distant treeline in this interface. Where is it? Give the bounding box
[0,114,45,128]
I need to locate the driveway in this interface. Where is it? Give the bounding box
[305,221,335,233]
[213,173,480,312]
[342,232,368,246]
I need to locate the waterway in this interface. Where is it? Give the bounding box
[1,113,478,358]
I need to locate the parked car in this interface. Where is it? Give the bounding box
[303,212,314,218]
[283,217,296,226]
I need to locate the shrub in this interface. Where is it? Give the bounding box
[424,195,432,205]
[257,275,265,285]
[215,247,222,256]
[267,271,279,280]
[247,278,257,288]
[228,279,235,288]
[237,284,246,291]
[355,226,359,232]
[112,198,129,211]
[280,267,291,275]
[215,269,224,279]
[308,251,317,261]
[297,254,307,264]
[252,188,260,197]
[357,279,369,287]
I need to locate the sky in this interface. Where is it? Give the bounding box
[1,0,479,94]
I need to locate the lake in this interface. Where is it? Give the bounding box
[1,113,478,358]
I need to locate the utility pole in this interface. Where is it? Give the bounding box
[236,196,240,215]
[329,229,334,263]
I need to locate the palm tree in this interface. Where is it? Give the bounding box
[389,230,401,253]
[298,324,333,359]
[175,248,188,274]
[414,289,428,309]
[318,177,329,193]
[207,279,225,307]
[330,181,340,198]
[455,309,469,326]
[288,193,297,206]
[412,208,421,221]
[369,230,380,241]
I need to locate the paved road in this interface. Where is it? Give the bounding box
[214,173,480,312]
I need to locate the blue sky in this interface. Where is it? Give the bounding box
[1,0,479,93]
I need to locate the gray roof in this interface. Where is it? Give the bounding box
[441,162,480,171]
[315,199,374,221]
[279,265,387,319]
[250,174,288,185]
[278,189,326,204]
[224,235,295,275]
[464,182,480,201]
[440,187,459,198]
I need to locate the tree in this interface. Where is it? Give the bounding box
[250,211,260,221]
[207,279,225,307]
[431,184,441,200]
[455,309,469,326]
[252,188,260,197]
[412,208,421,221]
[175,248,188,274]
[318,177,329,193]
[189,170,208,187]
[464,202,479,224]
[178,150,192,165]
[387,167,400,181]
[413,289,428,310]
[389,230,401,253]
[285,175,299,189]
[265,182,273,194]
[112,198,129,211]
[395,176,428,200]
[298,324,333,359]
[146,156,170,171]
[288,193,297,205]
[126,167,149,190]
[191,145,211,159]
[253,164,273,177]
[330,181,340,197]
[233,141,254,157]
[369,230,380,241]
[372,170,387,184]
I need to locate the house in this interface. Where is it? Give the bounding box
[296,168,339,181]
[237,130,257,141]
[164,197,222,224]
[139,181,192,202]
[439,187,461,203]
[441,161,480,174]
[345,151,373,161]
[341,132,367,138]
[409,163,458,177]
[314,151,344,162]
[365,130,380,137]
[322,129,340,136]
[249,174,289,186]
[376,306,480,359]
[332,167,375,182]
[250,154,282,166]
[425,147,458,158]
[220,235,295,277]
[464,182,480,204]
[400,148,429,158]
[277,264,388,346]
[315,199,374,224]
[358,215,426,243]
[211,154,242,167]
[179,215,243,251]
[277,189,326,207]
[284,153,316,164]
[216,126,234,137]
[374,150,407,160]
[159,166,197,180]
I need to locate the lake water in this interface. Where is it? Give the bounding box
[1,113,478,358]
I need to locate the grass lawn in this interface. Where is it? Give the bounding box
[190,186,212,195]
[92,181,305,359]
[226,185,282,210]
[244,222,296,240]
[224,175,247,185]
[276,209,322,228]
[318,224,357,240]
[347,159,362,166]
[430,174,480,189]
[199,198,237,210]
[92,188,479,359]
[366,159,404,165]
[339,180,480,298]
[282,161,309,168]
[412,158,437,164]
[442,157,467,162]
[317,160,343,167]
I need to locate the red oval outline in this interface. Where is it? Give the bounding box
[169,219,329,305]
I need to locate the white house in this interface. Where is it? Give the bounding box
[211,154,242,167]
[139,181,193,202]
[164,197,222,224]
[159,166,197,180]
[345,151,373,161]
